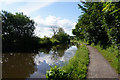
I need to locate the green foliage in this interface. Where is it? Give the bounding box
[1,11,35,38]
[93,45,119,73]
[46,66,68,80]
[50,38,59,44]
[72,2,120,47]
[39,27,70,47]
[52,27,70,44]
[39,37,52,46]
[102,2,120,46]
[72,2,120,75]
[73,2,120,75]
[1,11,70,52]
[62,44,89,80]
[46,44,89,80]
[53,33,70,43]
[1,10,39,52]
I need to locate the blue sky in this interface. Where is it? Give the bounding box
[32,2,81,21]
[0,1,82,37]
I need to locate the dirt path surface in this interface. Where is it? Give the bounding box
[87,45,118,78]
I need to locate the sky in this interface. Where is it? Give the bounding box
[0,0,82,38]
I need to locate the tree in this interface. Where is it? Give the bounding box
[73,1,120,48]
[58,27,65,34]
[73,2,110,46]
[1,11,35,39]
[51,27,70,43]
[1,11,37,52]
[51,26,59,36]
[102,2,120,46]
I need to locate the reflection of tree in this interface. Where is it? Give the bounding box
[2,53,36,78]
[37,44,70,58]
[38,46,52,54]
[51,44,70,57]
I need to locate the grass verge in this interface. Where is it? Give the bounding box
[62,44,89,79]
[46,43,89,80]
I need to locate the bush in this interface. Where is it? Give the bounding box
[39,37,52,46]
[46,66,68,80]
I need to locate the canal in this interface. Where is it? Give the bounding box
[2,44,77,79]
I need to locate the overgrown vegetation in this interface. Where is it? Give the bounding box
[46,44,89,80]
[72,2,120,47]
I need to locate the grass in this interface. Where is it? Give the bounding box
[61,43,89,80]
[92,44,119,74]
[46,43,89,80]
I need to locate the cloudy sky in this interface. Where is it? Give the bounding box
[0,0,82,38]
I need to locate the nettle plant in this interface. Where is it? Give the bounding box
[46,66,68,80]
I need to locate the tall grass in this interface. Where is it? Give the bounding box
[62,44,89,80]
[93,45,119,73]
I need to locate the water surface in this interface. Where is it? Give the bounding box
[2,44,77,78]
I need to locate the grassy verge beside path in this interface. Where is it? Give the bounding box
[62,44,89,79]
[46,42,89,80]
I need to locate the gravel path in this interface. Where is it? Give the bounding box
[87,45,118,79]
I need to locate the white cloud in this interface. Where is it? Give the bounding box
[34,15,76,38]
[34,46,77,65]
[0,0,77,38]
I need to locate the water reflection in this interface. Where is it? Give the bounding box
[2,44,77,78]
[31,44,77,78]
[2,53,36,78]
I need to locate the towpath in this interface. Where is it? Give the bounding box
[87,45,118,79]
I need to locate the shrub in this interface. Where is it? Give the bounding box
[46,66,68,80]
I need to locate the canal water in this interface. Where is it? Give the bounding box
[2,44,77,79]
